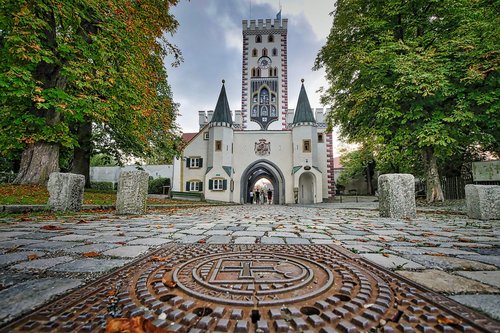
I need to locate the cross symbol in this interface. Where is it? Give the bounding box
[222,261,275,279]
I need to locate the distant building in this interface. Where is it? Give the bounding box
[172,17,335,204]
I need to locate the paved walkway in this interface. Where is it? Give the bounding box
[0,204,499,324]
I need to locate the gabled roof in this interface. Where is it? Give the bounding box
[210,80,233,125]
[292,80,316,125]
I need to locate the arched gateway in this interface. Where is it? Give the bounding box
[240,160,285,204]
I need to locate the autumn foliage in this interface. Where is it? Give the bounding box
[0,0,182,184]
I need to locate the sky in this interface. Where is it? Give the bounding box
[165,0,336,134]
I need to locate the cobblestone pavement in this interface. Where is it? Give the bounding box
[0,204,499,324]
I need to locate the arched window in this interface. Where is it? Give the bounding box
[273,67,278,76]
[262,48,268,57]
[251,105,258,117]
[268,35,274,42]
[252,48,257,57]
[272,48,277,56]
[256,35,262,43]
[260,88,269,104]
[251,68,256,77]
[256,68,261,77]
[268,68,273,77]
[261,105,268,116]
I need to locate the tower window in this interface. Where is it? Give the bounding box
[251,68,256,77]
[256,68,261,77]
[273,67,278,76]
[262,48,268,57]
[252,48,257,57]
[215,140,222,151]
[268,35,274,42]
[272,48,277,56]
[268,68,273,77]
[318,133,324,143]
[303,140,311,153]
[256,35,262,43]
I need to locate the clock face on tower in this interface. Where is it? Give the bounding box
[258,56,272,69]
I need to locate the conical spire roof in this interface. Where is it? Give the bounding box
[292,79,316,125]
[210,80,233,125]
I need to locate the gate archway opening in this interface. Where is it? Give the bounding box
[240,160,285,204]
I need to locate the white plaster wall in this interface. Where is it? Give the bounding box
[232,131,294,203]
[90,165,173,184]
[182,132,208,192]
[317,130,329,200]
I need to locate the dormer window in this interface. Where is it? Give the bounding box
[262,48,268,57]
[268,35,274,42]
[256,35,262,43]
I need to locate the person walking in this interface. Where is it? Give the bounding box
[267,189,272,204]
[255,189,260,204]
[260,190,265,204]
[249,190,254,204]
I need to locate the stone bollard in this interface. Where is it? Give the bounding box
[465,185,500,220]
[378,174,416,219]
[47,172,85,211]
[116,171,149,215]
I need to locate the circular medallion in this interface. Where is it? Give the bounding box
[173,252,333,305]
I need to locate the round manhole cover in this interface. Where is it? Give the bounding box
[173,251,334,305]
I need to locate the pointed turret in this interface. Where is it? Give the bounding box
[210,80,233,126]
[292,79,316,126]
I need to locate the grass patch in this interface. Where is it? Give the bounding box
[0,184,116,205]
[0,184,224,206]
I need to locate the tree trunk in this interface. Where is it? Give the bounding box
[71,119,92,187]
[366,167,373,195]
[13,142,59,185]
[423,147,444,203]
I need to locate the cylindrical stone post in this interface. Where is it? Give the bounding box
[47,172,85,211]
[465,184,500,220]
[378,174,416,219]
[116,171,149,215]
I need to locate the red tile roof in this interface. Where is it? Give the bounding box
[181,133,197,143]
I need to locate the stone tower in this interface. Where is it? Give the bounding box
[241,18,288,130]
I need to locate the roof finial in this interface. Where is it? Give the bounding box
[222,79,225,85]
[301,78,304,83]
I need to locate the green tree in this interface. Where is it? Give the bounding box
[0,0,181,185]
[315,0,499,202]
[337,143,376,195]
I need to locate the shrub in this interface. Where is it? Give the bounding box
[90,181,115,191]
[148,177,171,194]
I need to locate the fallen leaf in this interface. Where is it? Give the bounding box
[276,224,284,229]
[27,254,39,261]
[437,317,462,325]
[422,233,435,237]
[41,225,66,230]
[77,219,89,224]
[149,256,171,262]
[198,239,206,244]
[424,252,446,256]
[20,217,32,222]
[83,251,100,257]
[167,224,174,228]
[458,238,472,243]
[355,238,368,243]
[162,272,177,288]
[115,242,127,245]
[382,253,390,257]
[107,288,117,296]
